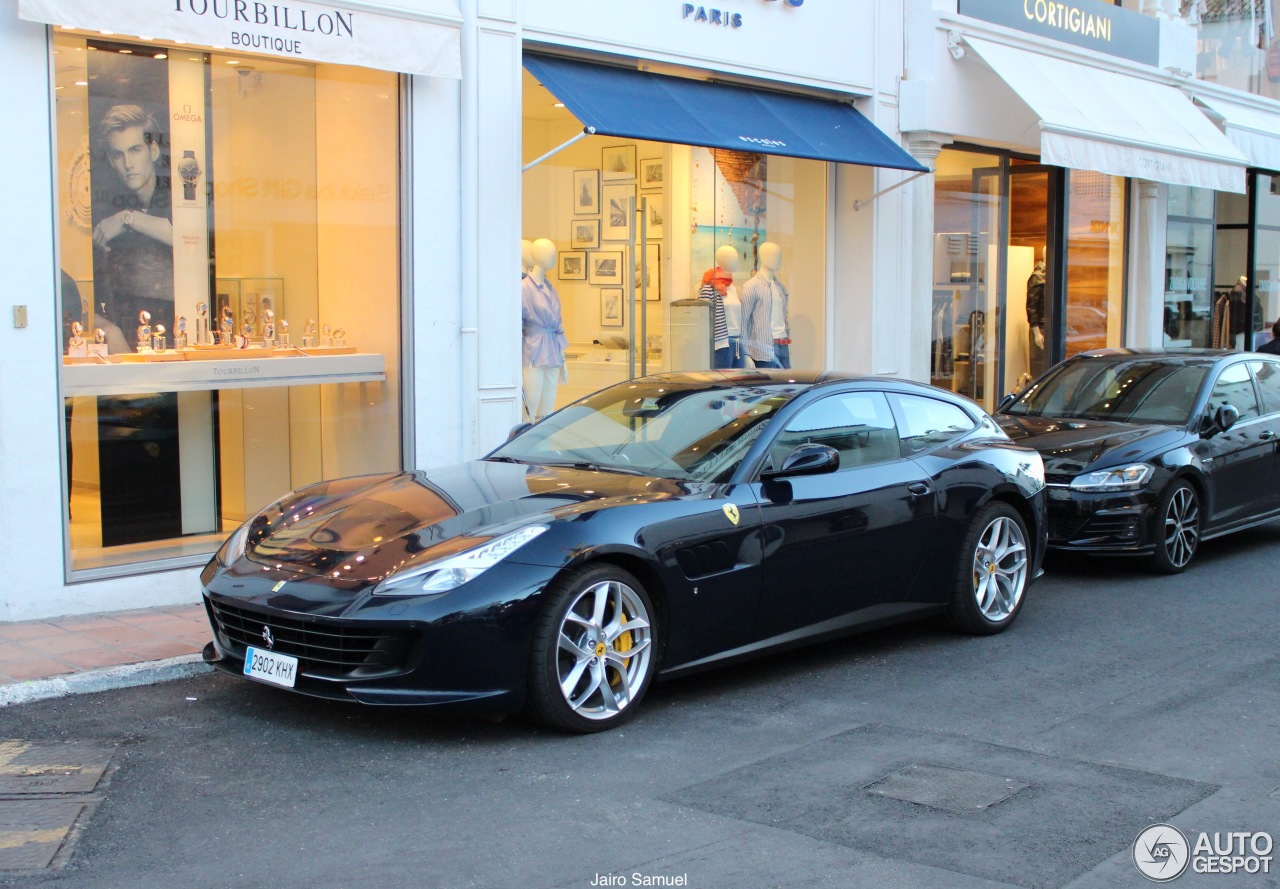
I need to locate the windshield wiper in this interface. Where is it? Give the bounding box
[537,460,648,476]
[485,456,527,464]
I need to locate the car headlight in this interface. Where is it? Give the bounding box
[372,525,549,596]
[215,520,253,566]
[1069,464,1153,492]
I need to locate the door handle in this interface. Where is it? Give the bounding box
[1260,430,1276,440]
[908,482,931,496]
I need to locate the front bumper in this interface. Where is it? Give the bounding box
[1044,485,1159,554]
[200,558,558,713]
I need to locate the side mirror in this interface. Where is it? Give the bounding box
[761,443,839,479]
[507,422,533,441]
[1214,403,1239,434]
[1200,403,1239,437]
[996,393,1018,413]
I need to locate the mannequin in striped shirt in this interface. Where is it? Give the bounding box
[699,244,745,369]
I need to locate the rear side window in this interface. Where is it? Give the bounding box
[1208,363,1260,421]
[894,395,976,454]
[1251,360,1280,415]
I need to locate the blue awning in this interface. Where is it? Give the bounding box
[523,53,927,173]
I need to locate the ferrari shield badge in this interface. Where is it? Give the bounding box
[722,503,740,526]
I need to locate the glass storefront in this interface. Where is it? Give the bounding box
[1192,1,1280,101]
[931,148,1126,409]
[1163,178,1275,351]
[54,32,404,573]
[521,65,828,415]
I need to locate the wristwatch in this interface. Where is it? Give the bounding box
[121,209,135,229]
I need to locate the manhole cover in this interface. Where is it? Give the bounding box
[864,763,1028,812]
[0,799,86,870]
[0,740,114,796]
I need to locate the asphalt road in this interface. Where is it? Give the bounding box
[3,525,1280,889]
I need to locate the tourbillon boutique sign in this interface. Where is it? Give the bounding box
[958,0,1159,66]
[17,0,461,78]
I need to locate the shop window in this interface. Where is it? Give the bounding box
[1064,171,1126,359]
[54,33,404,573]
[1191,3,1280,102]
[520,66,827,416]
[1252,174,1280,350]
[1165,185,1216,348]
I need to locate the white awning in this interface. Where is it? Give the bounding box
[965,38,1248,193]
[1194,93,1280,173]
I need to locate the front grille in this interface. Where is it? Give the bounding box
[1046,473,1075,487]
[1049,513,1140,544]
[207,599,414,680]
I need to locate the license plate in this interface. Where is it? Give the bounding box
[243,646,298,688]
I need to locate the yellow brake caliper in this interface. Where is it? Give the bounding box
[609,612,633,686]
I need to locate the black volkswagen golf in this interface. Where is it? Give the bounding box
[996,350,1280,573]
[202,371,1047,732]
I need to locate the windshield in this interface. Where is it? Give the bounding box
[490,378,807,481]
[1007,359,1208,425]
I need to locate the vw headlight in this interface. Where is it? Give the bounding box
[1069,464,1153,492]
[372,525,549,596]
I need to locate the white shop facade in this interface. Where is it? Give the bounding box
[2,0,925,621]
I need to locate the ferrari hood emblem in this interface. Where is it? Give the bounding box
[722,503,740,526]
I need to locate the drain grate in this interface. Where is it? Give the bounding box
[863,763,1028,813]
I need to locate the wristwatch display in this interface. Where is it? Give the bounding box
[178,150,202,202]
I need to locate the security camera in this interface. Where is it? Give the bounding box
[235,65,256,77]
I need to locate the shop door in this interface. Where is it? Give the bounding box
[1003,165,1059,397]
[962,164,1060,410]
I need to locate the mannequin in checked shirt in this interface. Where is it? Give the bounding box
[739,241,791,369]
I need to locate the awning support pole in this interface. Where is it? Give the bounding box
[853,169,932,211]
[522,127,597,172]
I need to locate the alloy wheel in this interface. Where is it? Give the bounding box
[1163,486,1200,569]
[555,579,653,722]
[971,515,1028,622]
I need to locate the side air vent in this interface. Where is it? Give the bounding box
[676,541,734,579]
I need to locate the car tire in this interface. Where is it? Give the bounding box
[526,563,658,733]
[1147,479,1200,575]
[947,501,1030,636]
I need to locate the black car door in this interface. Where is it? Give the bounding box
[1247,358,1280,516]
[1197,362,1272,528]
[750,390,937,641]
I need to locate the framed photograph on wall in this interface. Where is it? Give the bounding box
[600,288,624,327]
[602,184,633,241]
[601,144,636,181]
[589,250,625,286]
[634,243,661,301]
[640,157,664,190]
[558,250,586,281]
[641,193,665,240]
[570,218,600,250]
[572,169,599,215]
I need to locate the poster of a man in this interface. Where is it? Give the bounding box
[90,67,175,350]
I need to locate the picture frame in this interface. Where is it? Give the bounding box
[572,169,600,215]
[600,288,624,328]
[640,157,664,190]
[570,219,600,250]
[588,250,625,286]
[601,184,633,241]
[601,144,637,181]
[634,243,661,301]
[640,193,665,240]
[558,251,586,281]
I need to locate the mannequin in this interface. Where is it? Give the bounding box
[697,245,745,369]
[521,237,568,422]
[521,239,534,279]
[1026,258,1046,378]
[740,241,791,369]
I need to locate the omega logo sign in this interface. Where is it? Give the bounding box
[682,0,804,30]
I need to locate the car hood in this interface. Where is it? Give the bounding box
[240,462,699,586]
[995,414,1187,477]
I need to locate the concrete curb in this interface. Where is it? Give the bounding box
[0,655,212,707]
